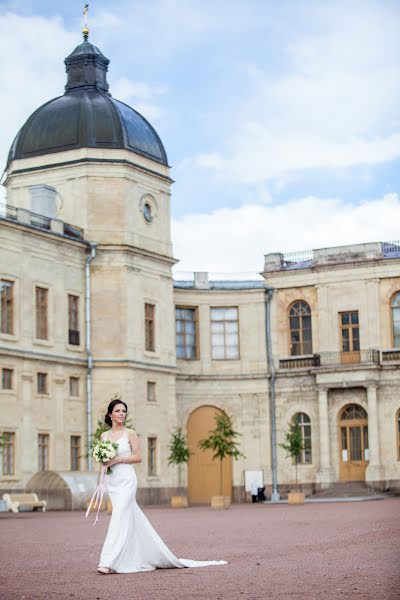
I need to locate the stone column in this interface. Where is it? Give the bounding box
[365,382,384,484]
[21,372,34,481]
[316,386,334,488]
[53,372,66,471]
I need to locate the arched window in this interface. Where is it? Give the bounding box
[341,404,368,420]
[292,412,312,464]
[397,410,400,461]
[391,292,400,348]
[289,301,312,356]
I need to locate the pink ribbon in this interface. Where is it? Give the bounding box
[86,466,107,525]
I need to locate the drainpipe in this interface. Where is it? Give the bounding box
[86,242,97,471]
[265,287,280,502]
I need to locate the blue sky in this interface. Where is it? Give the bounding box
[1,1,400,272]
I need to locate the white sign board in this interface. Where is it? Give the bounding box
[244,470,264,492]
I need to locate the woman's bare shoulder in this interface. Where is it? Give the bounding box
[126,428,138,437]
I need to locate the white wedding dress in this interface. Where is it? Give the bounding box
[98,431,227,573]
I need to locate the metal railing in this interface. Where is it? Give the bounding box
[29,211,51,230]
[0,202,83,240]
[382,241,400,254]
[279,349,380,370]
[282,249,314,265]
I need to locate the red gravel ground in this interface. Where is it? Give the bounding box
[0,498,399,600]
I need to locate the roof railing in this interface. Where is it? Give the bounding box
[0,202,84,241]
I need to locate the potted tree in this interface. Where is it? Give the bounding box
[198,413,245,509]
[168,427,191,508]
[280,421,307,505]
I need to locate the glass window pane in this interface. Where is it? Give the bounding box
[225,333,238,346]
[186,333,195,346]
[186,321,195,333]
[212,346,225,359]
[303,328,312,341]
[350,427,362,461]
[176,346,186,359]
[211,322,224,333]
[290,316,300,329]
[303,340,313,354]
[291,343,301,356]
[302,315,311,328]
[341,427,348,450]
[211,308,223,320]
[212,333,225,346]
[342,329,349,340]
[226,346,239,359]
[291,331,300,343]
[341,313,350,325]
[351,312,359,325]
[224,308,238,320]
[392,293,400,308]
[225,321,238,333]
[342,340,350,352]
[186,346,196,359]
[353,339,360,351]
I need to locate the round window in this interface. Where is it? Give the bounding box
[143,202,153,223]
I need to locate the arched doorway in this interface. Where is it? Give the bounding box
[339,404,369,481]
[187,405,232,504]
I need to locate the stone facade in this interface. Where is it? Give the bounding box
[1,39,400,504]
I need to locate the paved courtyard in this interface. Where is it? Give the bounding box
[0,498,399,600]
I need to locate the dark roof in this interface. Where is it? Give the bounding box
[7,39,168,167]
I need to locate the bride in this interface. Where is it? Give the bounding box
[94,399,227,574]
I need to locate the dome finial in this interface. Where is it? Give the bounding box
[82,2,89,41]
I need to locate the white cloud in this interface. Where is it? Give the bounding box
[110,77,167,123]
[191,2,400,183]
[0,13,77,169]
[172,193,400,273]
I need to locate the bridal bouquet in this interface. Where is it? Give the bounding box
[92,440,119,474]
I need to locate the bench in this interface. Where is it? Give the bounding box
[2,493,47,513]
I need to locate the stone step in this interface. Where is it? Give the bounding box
[313,482,382,498]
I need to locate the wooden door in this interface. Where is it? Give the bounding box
[339,404,369,481]
[187,406,232,504]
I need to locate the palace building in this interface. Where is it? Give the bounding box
[1,35,399,505]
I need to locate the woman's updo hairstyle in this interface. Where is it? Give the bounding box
[105,398,128,427]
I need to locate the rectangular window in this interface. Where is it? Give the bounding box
[69,377,79,397]
[0,280,14,335]
[70,436,81,471]
[340,311,360,363]
[211,307,239,360]
[148,437,157,476]
[175,307,198,359]
[68,295,80,346]
[145,303,155,351]
[2,432,15,475]
[147,381,156,402]
[35,286,48,340]
[2,368,13,390]
[38,434,49,471]
[37,372,48,395]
